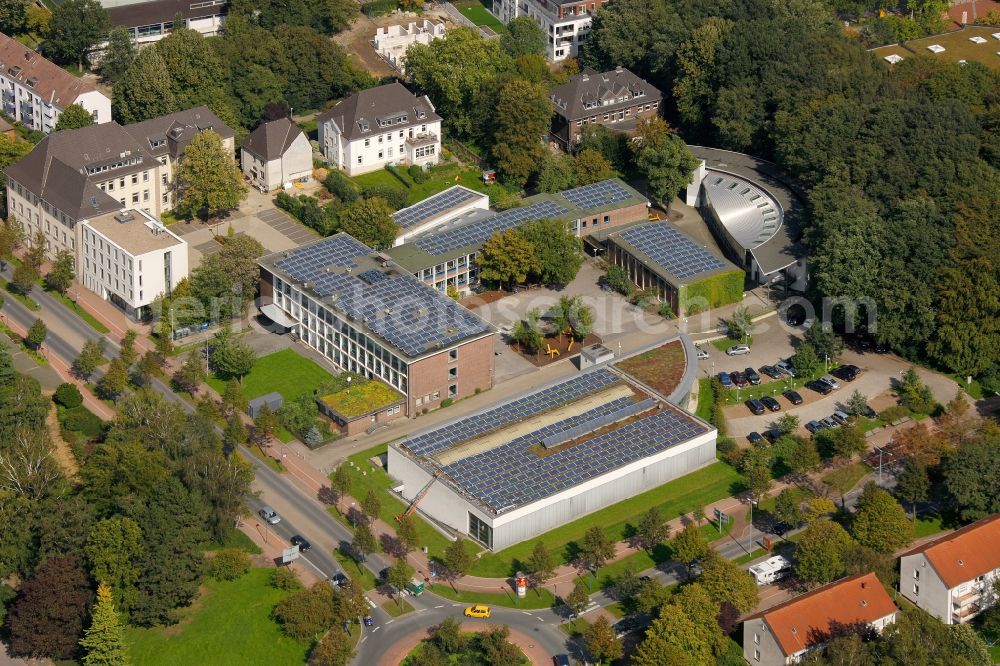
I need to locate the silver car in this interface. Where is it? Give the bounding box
[819,375,841,390]
[258,506,281,525]
[726,344,751,356]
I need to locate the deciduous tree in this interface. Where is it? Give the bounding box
[774,488,804,528]
[501,16,546,58]
[630,117,698,208]
[578,526,615,572]
[519,218,583,287]
[794,519,854,585]
[633,506,670,552]
[54,104,95,132]
[45,0,109,69]
[846,389,869,417]
[85,517,144,617]
[585,615,623,664]
[337,197,398,249]
[25,318,47,349]
[209,329,256,381]
[792,341,820,377]
[895,457,930,519]
[525,541,555,587]
[386,559,415,606]
[574,148,615,185]
[97,357,129,400]
[442,537,473,579]
[6,556,91,660]
[173,349,205,395]
[479,228,539,289]
[360,488,382,524]
[113,47,178,123]
[101,26,135,84]
[671,522,708,572]
[534,151,576,193]
[490,78,552,187]
[943,438,1000,521]
[175,130,246,220]
[697,550,759,613]
[309,627,354,666]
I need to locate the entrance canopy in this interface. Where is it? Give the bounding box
[260,303,295,329]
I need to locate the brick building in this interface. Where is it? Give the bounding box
[549,67,662,148]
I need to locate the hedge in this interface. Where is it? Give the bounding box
[681,269,744,311]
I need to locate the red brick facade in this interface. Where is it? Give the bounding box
[406,334,495,414]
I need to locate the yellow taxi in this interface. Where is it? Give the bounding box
[464,604,491,619]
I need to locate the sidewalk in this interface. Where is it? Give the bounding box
[376,622,553,666]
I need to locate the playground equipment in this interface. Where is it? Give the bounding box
[545,344,560,358]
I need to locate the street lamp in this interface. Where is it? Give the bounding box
[825,354,830,373]
[747,499,757,554]
[873,446,894,482]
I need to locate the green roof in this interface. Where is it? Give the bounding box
[318,379,405,419]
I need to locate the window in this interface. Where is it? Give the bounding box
[449,349,457,362]
[448,384,457,398]
[131,174,138,185]
[143,190,149,202]
[357,156,362,164]
[132,193,139,204]
[753,649,760,661]
[143,171,149,182]
[754,633,760,644]
[364,138,370,147]
[449,367,457,379]
[161,174,167,185]
[468,513,493,549]
[107,181,114,192]
[378,151,383,159]
[913,570,920,580]
[119,178,125,188]
[162,193,168,204]
[913,584,920,596]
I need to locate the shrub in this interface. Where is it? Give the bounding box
[273,583,338,642]
[53,383,83,408]
[324,170,359,203]
[271,566,302,591]
[209,549,251,581]
[360,184,408,210]
[385,164,411,188]
[274,191,303,218]
[361,0,398,17]
[441,398,454,408]
[408,164,429,184]
[880,405,909,423]
[658,303,675,319]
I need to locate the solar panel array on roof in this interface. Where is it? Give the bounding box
[405,370,620,457]
[413,199,568,256]
[442,399,709,511]
[393,187,482,230]
[617,223,727,280]
[274,235,368,282]
[561,180,632,209]
[357,268,388,285]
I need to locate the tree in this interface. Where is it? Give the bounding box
[490,78,552,187]
[361,488,382,524]
[350,523,377,561]
[0,214,26,269]
[97,357,129,400]
[338,197,398,249]
[11,260,38,295]
[633,506,670,551]
[386,559,415,606]
[43,249,75,295]
[585,615,623,665]
[774,488,804,528]
[833,425,866,460]
[112,47,177,123]
[671,522,708,571]
[944,438,1000,521]
[25,318,47,349]
[534,151,576,193]
[252,402,279,447]
[846,389,869,417]
[52,104,95,133]
[794,520,854,585]
[895,457,930,519]
[173,349,206,395]
[154,28,227,110]
[309,627,354,666]
[792,341,820,377]
[525,541,555,587]
[24,229,44,270]
[776,413,800,436]
[134,350,160,388]
[744,459,773,502]
[803,497,837,523]
[396,513,418,554]
[329,466,351,510]
[45,0,110,69]
[803,324,844,361]
[698,550,759,613]
[850,483,912,553]
[898,367,936,415]
[0,0,27,34]
[210,330,256,381]
[511,308,546,353]
[574,148,615,185]
[520,219,584,286]
[0,339,14,386]
[79,582,129,666]
[73,339,105,380]
[565,578,590,620]
[6,556,91,660]
[222,414,248,450]
[175,130,246,220]
[443,537,473,579]
[85,517,144,618]
[630,117,698,207]
[604,264,634,297]
[119,328,138,368]
[273,583,340,642]
[578,526,615,572]
[479,228,539,289]
[101,26,135,84]
[501,16,546,58]
[220,378,247,418]
[190,234,264,314]
[632,604,713,666]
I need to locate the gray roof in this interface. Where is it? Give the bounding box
[608,222,741,287]
[317,82,439,142]
[241,117,304,161]
[124,106,235,160]
[550,67,662,120]
[107,0,226,28]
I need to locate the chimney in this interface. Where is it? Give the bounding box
[581,74,589,82]
[615,65,623,73]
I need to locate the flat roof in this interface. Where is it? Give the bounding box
[689,146,805,275]
[85,209,183,255]
[871,26,1000,70]
[259,233,494,359]
[393,185,486,230]
[319,378,405,420]
[387,178,647,271]
[608,222,740,286]
[396,366,711,514]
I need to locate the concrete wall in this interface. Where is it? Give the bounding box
[900,553,953,623]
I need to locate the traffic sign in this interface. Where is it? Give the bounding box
[281,545,300,564]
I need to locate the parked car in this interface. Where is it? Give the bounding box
[775,360,797,377]
[730,371,749,388]
[379,567,391,580]
[718,372,734,388]
[785,307,807,326]
[783,390,803,405]
[832,365,860,382]
[863,405,877,419]
[806,380,833,395]
[821,416,840,429]
[363,615,373,626]
[258,506,281,525]
[553,656,572,666]
[614,616,642,638]
[748,431,764,444]
[726,344,751,356]
[805,420,825,433]
[831,410,851,425]
[875,341,887,353]
[744,367,761,385]
[290,535,311,552]
[760,365,783,379]
[761,396,781,412]
[764,428,782,443]
[330,572,348,588]
[695,346,710,360]
[819,375,842,390]
[746,399,766,415]
[464,605,492,619]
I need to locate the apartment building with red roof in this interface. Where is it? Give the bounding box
[899,514,1000,625]
[742,572,898,665]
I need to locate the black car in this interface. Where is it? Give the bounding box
[863,405,877,419]
[290,535,311,552]
[760,365,783,379]
[763,428,782,443]
[613,616,643,637]
[553,656,571,666]
[805,420,824,433]
[748,431,764,444]
[806,380,833,395]
[744,367,761,385]
[761,396,781,412]
[746,398,766,415]
[330,572,348,588]
[379,567,390,580]
[783,390,803,405]
[875,342,887,353]
[832,365,860,382]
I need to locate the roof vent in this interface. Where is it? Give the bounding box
[114,212,135,224]
[860,600,868,607]
[958,559,965,566]
[581,74,589,82]
[790,628,797,634]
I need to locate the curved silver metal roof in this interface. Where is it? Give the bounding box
[702,171,783,252]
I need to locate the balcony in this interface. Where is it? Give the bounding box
[405,131,437,148]
[953,588,981,606]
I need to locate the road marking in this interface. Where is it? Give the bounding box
[360,636,368,644]
[366,598,377,608]
[452,603,462,607]
[416,607,427,612]
[536,616,545,622]
[434,605,444,608]
[521,611,531,615]
[386,620,394,625]
[372,626,380,633]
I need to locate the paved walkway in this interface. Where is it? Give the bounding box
[375,622,553,666]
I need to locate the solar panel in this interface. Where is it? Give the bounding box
[413,199,569,256]
[357,269,388,285]
[393,187,482,230]
[274,235,367,282]
[561,180,632,210]
[616,223,727,280]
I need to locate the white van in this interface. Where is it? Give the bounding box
[749,555,793,586]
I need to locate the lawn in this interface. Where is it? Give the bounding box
[125,568,309,666]
[695,377,715,423]
[207,348,334,401]
[452,0,506,32]
[821,461,870,496]
[913,514,945,539]
[333,547,378,590]
[469,461,744,577]
[2,279,40,311]
[383,598,415,617]
[351,162,515,206]
[428,583,558,610]
[615,340,685,398]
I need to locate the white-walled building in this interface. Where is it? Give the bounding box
[899,514,1000,625]
[101,0,226,50]
[494,0,609,62]
[240,117,312,192]
[743,573,898,665]
[79,208,187,319]
[391,186,490,246]
[317,82,440,176]
[0,33,111,133]
[372,20,445,73]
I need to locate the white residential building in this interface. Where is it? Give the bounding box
[0,32,111,133]
[494,0,609,62]
[899,514,1000,625]
[99,0,226,51]
[317,82,441,176]
[372,20,445,73]
[79,208,187,319]
[240,117,312,192]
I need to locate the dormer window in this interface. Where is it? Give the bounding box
[359,120,370,132]
[26,77,37,88]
